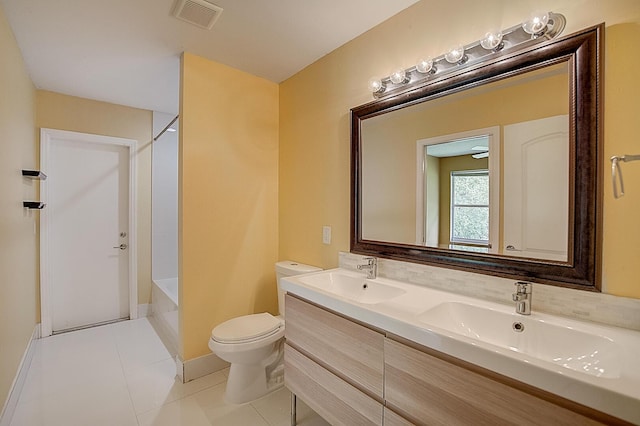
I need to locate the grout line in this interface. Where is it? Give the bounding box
[251,405,271,426]
[112,324,141,426]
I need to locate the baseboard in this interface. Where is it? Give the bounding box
[176,352,229,383]
[0,324,40,426]
[147,313,178,357]
[137,303,151,318]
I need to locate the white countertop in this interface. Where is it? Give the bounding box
[282,268,640,424]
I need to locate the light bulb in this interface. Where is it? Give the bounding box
[368,77,385,94]
[444,45,466,64]
[416,57,434,74]
[389,68,409,84]
[480,31,503,50]
[522,11,549,35]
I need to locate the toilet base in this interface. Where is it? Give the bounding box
[222,339,285,404]
[224,361,284,404]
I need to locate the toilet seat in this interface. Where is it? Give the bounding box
[212,313,283,344]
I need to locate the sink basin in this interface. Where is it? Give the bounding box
[417,302,621,378]
[298,271,406,305]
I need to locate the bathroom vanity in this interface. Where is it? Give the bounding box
[282,270,640,425]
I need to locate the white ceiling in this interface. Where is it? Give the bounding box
[1,0,420,114]
[426,137,489,158]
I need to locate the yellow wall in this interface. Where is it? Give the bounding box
[180,53,279,360]
[602,23,640,297]
[0,4,37,408]
[36,91,154,304]
[279,0,640,298]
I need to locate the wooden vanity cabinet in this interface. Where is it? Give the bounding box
[284,294,629,426]
[385,337,631,426]
[383,407,415,426]
[284,294,384,425]
[285,344,383,425]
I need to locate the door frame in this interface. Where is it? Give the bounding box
[415,126,500,252]
[39,128,138,337]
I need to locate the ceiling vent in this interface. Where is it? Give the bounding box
[172,0,223,30]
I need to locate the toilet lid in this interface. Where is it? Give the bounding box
[212,313,283,343]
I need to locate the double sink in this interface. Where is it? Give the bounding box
[282,267,640,423]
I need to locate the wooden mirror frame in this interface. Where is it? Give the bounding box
[350,24,603,290]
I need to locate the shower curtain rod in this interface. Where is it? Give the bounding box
[153,114,179,141]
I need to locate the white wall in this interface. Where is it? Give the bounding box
[152,112,178,281]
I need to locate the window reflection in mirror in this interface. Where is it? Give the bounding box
[360,62,569,262]
[450,169,489,248]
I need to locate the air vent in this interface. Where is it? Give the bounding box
[172,0,223,30]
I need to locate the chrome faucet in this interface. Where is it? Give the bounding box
[357,257,377,279]
[512,282,532,315]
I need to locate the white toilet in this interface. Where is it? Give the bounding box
[208,260,321,404]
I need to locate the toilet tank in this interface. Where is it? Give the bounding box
[275,260,321,317]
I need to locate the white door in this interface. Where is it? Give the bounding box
[503,115,569,261]
[40,129,137,335]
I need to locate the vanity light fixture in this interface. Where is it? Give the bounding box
[367,11,565,98]
[389,68,410,84]
[480,31,504,51]
[522,11,550,36]
[367,77,386,94]
[416,57,435,74]
[444,45,466,64]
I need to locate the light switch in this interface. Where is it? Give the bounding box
[322,226,331,244]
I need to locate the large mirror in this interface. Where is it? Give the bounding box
[351,24,603,290]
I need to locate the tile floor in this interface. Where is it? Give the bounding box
[9,318,329,426]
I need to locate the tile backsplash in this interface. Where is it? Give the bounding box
[340,252,640,331]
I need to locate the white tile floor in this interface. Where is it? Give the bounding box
[9,318,329,426]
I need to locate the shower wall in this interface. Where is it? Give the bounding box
[152,111,178,281]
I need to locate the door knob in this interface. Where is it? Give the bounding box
[113,244,128,250]
[506,245,520,251]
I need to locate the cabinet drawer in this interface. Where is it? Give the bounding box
[385,338,605,426]
[285,294,384,399]
[384,408,415,426]
[285,343,383,426]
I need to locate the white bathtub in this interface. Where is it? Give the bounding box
[154,277,178,306]
[151,278,178,354]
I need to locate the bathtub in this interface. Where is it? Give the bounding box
[154,277,178,305]
[151,278,179,354]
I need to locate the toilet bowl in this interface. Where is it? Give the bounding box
[208,261,321,404]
